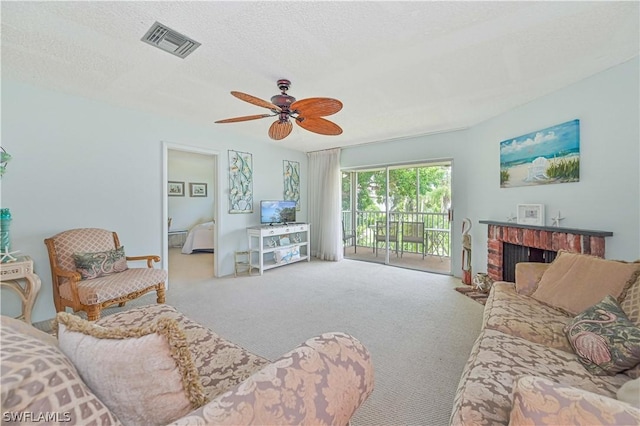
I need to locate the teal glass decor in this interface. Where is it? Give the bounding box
[0,208,11,252]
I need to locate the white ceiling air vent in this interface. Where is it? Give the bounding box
[141,22,201,59]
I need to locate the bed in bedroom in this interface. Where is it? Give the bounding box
[181,221,215,254]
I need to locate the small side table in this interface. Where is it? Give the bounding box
[0,256,41,325]
[234,250,258,277]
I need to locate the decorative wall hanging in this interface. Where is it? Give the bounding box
[0,147,12,177]
[168,181,185,196]
[228,150,253,213]
[500,119,580,188]
[517,204,545,226]
[189,182,207,197]
[283,160,300,210]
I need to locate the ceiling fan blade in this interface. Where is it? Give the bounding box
[215,114,272,123]
[231,91,282,112]
[291,97,343,117]
[296,116,343,136]
[268,120,293,140]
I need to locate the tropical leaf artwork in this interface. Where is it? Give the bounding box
[228,150,253,213]
[283,160,300,210]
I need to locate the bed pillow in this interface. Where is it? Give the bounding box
[531,251,640,315]
[73,246,128,280]
[564,295,640,376]
[56,312,207,425]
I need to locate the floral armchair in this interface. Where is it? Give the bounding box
[44,228,166,320]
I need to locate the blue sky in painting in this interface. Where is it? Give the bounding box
[500,119,580,167]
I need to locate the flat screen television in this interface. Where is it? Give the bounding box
[260,200,296,225]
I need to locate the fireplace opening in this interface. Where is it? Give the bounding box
[502,243,557,282]
[481,220,612,282]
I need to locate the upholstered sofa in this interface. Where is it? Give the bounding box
[1,304,374,425]
[450,251,640,425]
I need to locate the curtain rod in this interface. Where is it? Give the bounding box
[306,147,341,155]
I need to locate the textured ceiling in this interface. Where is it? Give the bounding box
[2,1,638,152]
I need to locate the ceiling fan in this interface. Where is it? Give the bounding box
[215,79,343,140]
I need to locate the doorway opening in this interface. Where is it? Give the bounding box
[163,144,219,284]
[341,160,452,274]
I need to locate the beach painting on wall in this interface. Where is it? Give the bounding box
[500,119,580,188]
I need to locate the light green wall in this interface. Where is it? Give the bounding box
[342,57,640,277]
[0,81,306,322]
[1,57,637,322]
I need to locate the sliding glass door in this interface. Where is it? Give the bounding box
[341,161,452,274]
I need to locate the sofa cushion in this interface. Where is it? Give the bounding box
[483,282,573,352]
[621,275,640,327]
[0,315,58,347]
[73,246,128,280]
[564,295,640,376]
[0,316,122,425]
[95,304,271,399]
[56,312,207,426]
[59,267,167,304]
[449,329,629,426]
[509,375,640,425]
[617,377,640,407]
[514,262,551,296]
[531,251,640,315]
[621,276,640,379]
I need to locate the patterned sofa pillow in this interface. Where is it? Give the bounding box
[564,295,640,376]
[621,276,640,378]
[72,246,128,280]
[56,312,207,425]
[509,375,640,425]
[0,316,121,425]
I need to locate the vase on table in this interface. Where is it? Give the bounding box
[0,208,11,253]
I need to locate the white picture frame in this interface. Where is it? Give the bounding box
[517,204,545,226]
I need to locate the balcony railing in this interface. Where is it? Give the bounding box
[342,211,450,257]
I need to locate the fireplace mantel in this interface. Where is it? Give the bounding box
[479,220,613,281]
[478,221,613,237]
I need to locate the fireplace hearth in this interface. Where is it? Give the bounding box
[479,221,613,282]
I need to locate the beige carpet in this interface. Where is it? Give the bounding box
[51,250,485,425]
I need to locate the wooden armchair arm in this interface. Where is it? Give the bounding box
[52,266,82,306]
[126,255,161,268]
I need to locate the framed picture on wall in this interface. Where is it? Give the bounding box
[168,181,185,196]
[189,182,207,197]
[517,204,545,226]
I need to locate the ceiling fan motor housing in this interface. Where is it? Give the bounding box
[270,94,296,110]
[272,78,295,112]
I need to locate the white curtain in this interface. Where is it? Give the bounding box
[308,148,343,261]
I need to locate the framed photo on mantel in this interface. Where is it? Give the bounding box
[517,204,545,226]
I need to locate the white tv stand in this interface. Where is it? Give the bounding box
[247,223,310,275]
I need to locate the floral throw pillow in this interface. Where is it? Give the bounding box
[73,246,128,280]
[564,295,640,376]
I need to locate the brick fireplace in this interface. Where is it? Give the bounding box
[479,221,613,282]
